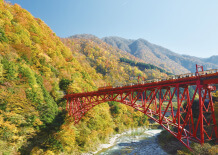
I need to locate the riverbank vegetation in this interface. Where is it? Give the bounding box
[158,130,218,155]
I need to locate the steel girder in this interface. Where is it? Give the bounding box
[66,84,217,150]
[65,72,218,150]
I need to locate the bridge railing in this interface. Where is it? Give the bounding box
[148,69,215,83]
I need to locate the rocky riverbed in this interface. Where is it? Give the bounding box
[126,130,168,155]
[84,129,168,155]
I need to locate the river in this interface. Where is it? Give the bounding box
[85,128,168,155]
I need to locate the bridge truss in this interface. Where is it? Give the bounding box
[64,68,218,150]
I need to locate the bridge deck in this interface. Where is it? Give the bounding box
[64,72,218,99]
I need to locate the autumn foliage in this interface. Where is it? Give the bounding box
[0,1,171,154]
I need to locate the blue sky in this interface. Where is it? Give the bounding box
[10,0,218,58]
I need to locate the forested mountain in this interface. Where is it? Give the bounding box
[0,1,104,153]
[64,34,169,86]
[0,1,168,154]
[102,36,218,74]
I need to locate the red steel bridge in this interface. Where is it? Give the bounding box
[64,65,218,150]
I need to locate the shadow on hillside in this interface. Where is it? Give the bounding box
[19,110,67,155]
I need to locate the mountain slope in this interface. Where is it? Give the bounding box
[0,2,152,154]
[0,1,105,153]
[202,55,218,65]
[62,34,169,86]
[102,36,218,74]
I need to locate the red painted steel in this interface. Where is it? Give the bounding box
[64,67,218,150]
